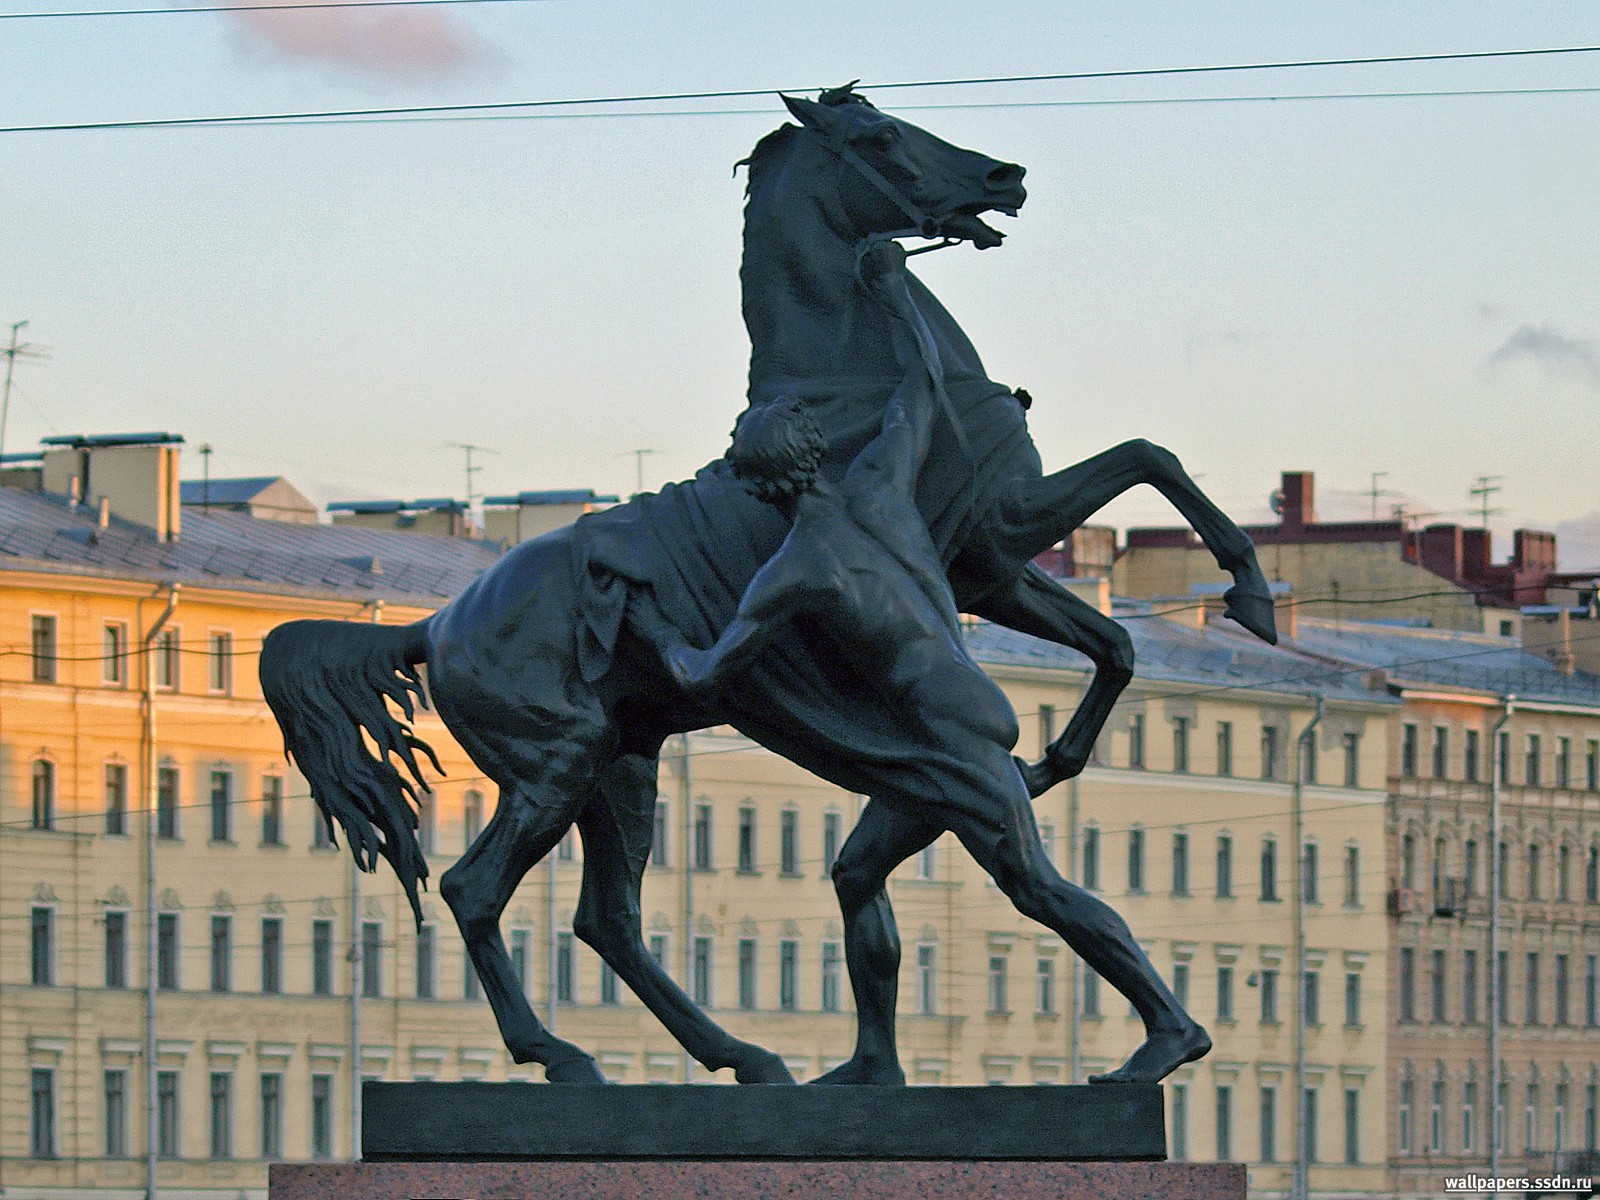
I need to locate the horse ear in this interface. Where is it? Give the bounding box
[781,93,831,132]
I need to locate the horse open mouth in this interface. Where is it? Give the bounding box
[938,204,1018,250]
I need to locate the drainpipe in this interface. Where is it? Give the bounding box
[681,732,694,1083]
[1489,697,1514,1179]
[141,583,179,1200]
[1068,773,1081,1085]
[1292,695,1324,1200]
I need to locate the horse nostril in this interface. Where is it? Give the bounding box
[987,162,1025,188]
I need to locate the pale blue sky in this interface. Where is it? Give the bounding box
[3,3,1598,564]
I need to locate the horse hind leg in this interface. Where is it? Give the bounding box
[995,438,1277,644]
[440,790,605,1083]
[572,752,794,1084]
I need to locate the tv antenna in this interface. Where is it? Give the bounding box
[0,320,50,464]
[1469,475,1503,530]
[620,448,656,497]
[1367,471,1398,519]
[447,442,496,513]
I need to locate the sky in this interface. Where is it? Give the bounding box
[3,2,1598,566]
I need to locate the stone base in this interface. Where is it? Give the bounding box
[270,1160,1247,1200]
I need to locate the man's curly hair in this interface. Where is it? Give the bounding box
[726,396,825,504]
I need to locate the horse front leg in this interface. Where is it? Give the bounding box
[439,793,605,1083]
[995,439,1277,644]
[573,752,795,1084]
[971,564,1133,798]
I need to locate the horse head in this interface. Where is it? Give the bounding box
[777,84,1027,250]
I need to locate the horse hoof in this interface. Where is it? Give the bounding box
[808,1056,906,1086]
[734,1049,797,1085]
[545,1055,607,1084]
[1223,584,1278,645]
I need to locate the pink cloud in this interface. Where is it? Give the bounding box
[227,0,488,79]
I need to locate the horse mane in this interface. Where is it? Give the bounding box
[736,123,800,198]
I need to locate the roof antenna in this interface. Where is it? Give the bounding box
[0,320,50,465]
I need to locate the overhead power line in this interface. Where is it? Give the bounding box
[0,0,544,18]
[2,44,1598,134]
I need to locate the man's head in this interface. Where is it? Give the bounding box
[726,396,825,504]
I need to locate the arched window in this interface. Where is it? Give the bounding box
[31,760,55,830]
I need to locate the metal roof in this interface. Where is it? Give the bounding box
[40,431,185,448]
[0,485,501,604]
[484,489,620,507]
[179,476,283,506]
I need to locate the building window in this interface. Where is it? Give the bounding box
[415,925,435,999]
[1556,1083,1570,1153]
[1082,964,1101,1016]
[1465,729,1481,782]
[1497,838,1509,899]
[261,776,283,846]
[647,934,667,972]
[1526,1084,1540,1152]
[1082,826,1100,890]
[31,614,58,682]
[1261,725,1281,779]
[1402,833,1416,889]
[1260,1085,1277,1162]
[1526,951,1540,1024]
[510,928,529,993]
[598,961,618,1006]
[417,792,435,855]
[1217,965,1234,1020]
[310,1075,332,1159]
[210,914,232,992]
[1216,835,1233,898]
[1036,956,1056,1014]
[208,631,233,694]
[463,789,484,849]
[1589,739,1599,790]
[779,939,798,1010]
[1302,1087,1319,1163]
[1559,845,1573,901]
[1172,717,1190,772]
[821,811,841,876]
[1558,737,1572,788]
[1302,841,1319,903]
[1303,968,1319,1026]
[157,766,179,839]
[105,910,128,988]
[1216,721,1233,776]
[1463,950,1479,1024]
[1432,727,1449,778]
[1038,703,1055,754]
[1260,838,1279,901]
[737,806,757,872]
[987,954,1009,1014]
[1398,947,1416,1021]
[103,762,129,835]
[1343,732,1360,787]
[1497,951,1509,1024]
[1465,839,1479,896]
[1301,728,1318,784]
[31,1069,56,1158]
[260,1073,283,1159]
[157,1071,180,1158]
[311,919,333,996]
[1260,967,1279,1024]
[103,622,127,685]
[1344,971,1361,1027]
[1215,1085,1232,1160]
[1556,953,1571,1025]
[261,917,283,994]
[692,936,712,1006]
[1172,1083,1189,1159]
[155,627,179,690]
[209,770,232,842]
[1588,847,1600,903]
[157,912,180,990]
[1400,723,1418,776]
[1528,843,1542,900]
[1430,949,1446,1022]
[1173,961,1190,1010]
[1344,1088,1360,1163]
[1127,828,1145,892]
[1128,714,1145,768]
[1344,845,1360,906]
[1398,1078,1413,1154]
[31,906,54,985]
[1463,1080,1478,1154]
[737,938,758,1010]
[1498,730,1511,784]
[360,921,382,998]
[651,800,669,867]
[1586,954,1598,1026]
[31,759,55,830]
[1526,734,1542,785]
[821,941,842,1012]
[695,803,714,870]
[104,1069,128,1157]
[556,932,575,1003]
[209,1072,233,1159]
[780,809,800,875]
[916,944,937,1014]
[1038,822,1055,868]
[1172,832,1189,896]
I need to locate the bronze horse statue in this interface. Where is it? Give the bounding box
[261,86,1276,1087]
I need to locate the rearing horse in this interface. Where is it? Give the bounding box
[261,86,1276,1087]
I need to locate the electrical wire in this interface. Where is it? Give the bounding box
[0,0,543,17]
[3,44,1599,133]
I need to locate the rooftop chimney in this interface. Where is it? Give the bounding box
[40,433,184,542]
[1279,471,1315,530]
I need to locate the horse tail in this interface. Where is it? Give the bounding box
[259,619,440,927]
